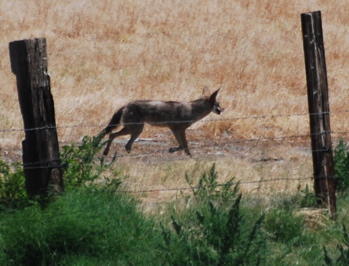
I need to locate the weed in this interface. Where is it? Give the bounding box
[161,164,267,265]
[60,135,119,190]
[0,134,119,211]
[275,184,317,210]
[186,163,240,207]
[334,139,349,193]
[264,208,305,244]
[297,184,317,208]
[0,160,28,210]
[324,225,349,265]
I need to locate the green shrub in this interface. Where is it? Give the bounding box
[0,135,118,211]
[264,208,305,244]
[0,160,28,210]
[324,225,349,265]
[186,163,240,207]
[297,184,317,208]
[60,135,119,191]
[334,139,349,193]
[272,185,317,211]
[160,164,267,265]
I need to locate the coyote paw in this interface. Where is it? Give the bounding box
[169,147,192,156]
[169,147,180,153]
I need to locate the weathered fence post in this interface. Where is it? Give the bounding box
[9,38,64,198]
[301,11,336,215]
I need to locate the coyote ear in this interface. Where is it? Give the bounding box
[209,88,220,103]
[202,86,210,96]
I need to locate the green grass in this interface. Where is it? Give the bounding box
[0,187,163,265]
[0,168,348,265]
[2,138,349,265]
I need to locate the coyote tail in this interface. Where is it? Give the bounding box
[98,107,124,138]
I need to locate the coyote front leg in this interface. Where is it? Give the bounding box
[169,127,191,156]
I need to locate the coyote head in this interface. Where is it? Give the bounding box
[209,88,223,115]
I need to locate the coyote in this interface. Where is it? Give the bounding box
[98,87,222,156]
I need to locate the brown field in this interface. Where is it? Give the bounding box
[1,0,349,204]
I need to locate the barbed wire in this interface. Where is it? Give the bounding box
[0,137,333,169]
[1,108,349,187]
[0,143,338,195]
[1,108,349,133]
[2,129,344,151]
[2,129,349,167]
[1,129,347,152]
[116,176,313,194]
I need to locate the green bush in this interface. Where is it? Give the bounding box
[61,135,119,191]
[324,225,349,265]
[186,163,240,206]
[297,184,317,208]
[264,208,305,244]
[334,139,349,193]
[0,135,118,211]
[160,164,267,265]
[0,160,28,210]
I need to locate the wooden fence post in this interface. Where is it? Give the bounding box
[301,11,336,215]
[9,38,64,198]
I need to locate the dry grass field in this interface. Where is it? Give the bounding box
[1,0,349,202]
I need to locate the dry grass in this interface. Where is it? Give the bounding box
[1,0,348,199]
[114,143,313,209]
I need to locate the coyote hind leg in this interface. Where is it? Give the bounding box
[103,127,129,156]
[103,124,144,156]
[125,124,144,153]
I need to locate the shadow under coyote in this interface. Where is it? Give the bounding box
[98,87,223,156]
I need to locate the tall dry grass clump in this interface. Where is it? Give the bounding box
[0,0,348,146]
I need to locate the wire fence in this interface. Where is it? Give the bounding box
[1,109,347,195]
[0,116,347,159]
[116,176,314,194]
[2,108,349,133]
